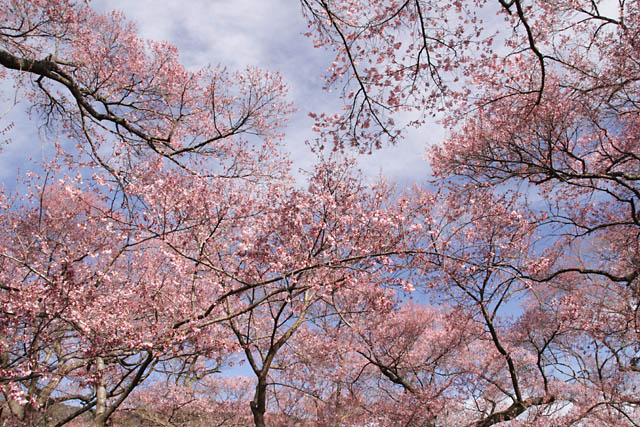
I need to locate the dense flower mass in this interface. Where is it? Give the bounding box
[0,0,638,426]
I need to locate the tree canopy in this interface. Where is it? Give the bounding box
[0,0,638,425]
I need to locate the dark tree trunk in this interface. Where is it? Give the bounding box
[250,379,267,427]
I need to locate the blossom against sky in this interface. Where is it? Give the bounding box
[88,0,439,182]
[0,1,439,184]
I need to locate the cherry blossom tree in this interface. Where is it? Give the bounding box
[0,4,415,426]
[0,0,292,172]
[302,0,640,425]
[2,0,639,425]
[273,296,475,426]
[182,157,413,426]
[118,376,255,426]
[0,0,296,425]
